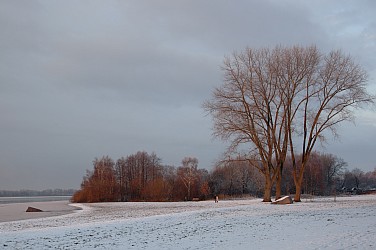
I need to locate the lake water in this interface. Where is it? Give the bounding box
[0,196,71,204]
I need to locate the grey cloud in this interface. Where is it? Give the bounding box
[1,0,375,190]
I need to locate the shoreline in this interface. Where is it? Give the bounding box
[2,195,375,226]
[0,200,81,223]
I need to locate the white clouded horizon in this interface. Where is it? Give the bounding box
[1,0,375,190]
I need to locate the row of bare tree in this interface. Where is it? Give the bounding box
[72,152,210,202]
[210,152,376,198]
[72,150,376,203]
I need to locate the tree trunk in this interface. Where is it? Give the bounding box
[263,178,272,202]
[293,162,306,202]
[294,171,305,202]
[275,172,282,200]
[294,181,302,202]
[187,181,191,201]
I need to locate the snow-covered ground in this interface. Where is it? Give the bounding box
[1,195,376,249]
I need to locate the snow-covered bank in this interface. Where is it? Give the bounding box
[1,195,376,249]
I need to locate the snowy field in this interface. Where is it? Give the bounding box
[1,195,376,249]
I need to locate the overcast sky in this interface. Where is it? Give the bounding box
[1,0,375,190]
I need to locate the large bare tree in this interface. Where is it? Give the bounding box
[204,47,289,202]
[286,48,372,201]
[205,45,373,202]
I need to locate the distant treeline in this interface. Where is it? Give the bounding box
[72,151,376,203]
[0,189,76,197]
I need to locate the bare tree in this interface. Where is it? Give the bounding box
[204,47,290,202]
[209,157,263,197]
[301,152,347,196]
[205,45,373,202]
[115,157,128,201]
[351,168,364,189]
[286,48,372,201]
[93,156,117,202]
[178,157,199,200]
[321,153,347,195]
